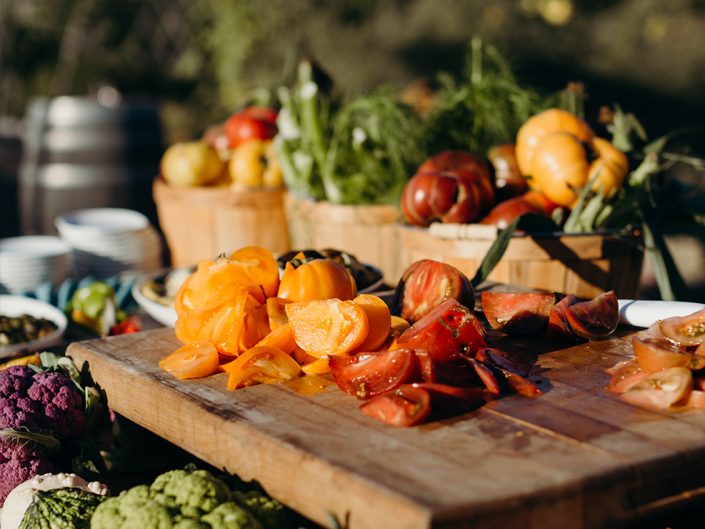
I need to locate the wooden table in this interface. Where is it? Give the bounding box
[67,328,705,529]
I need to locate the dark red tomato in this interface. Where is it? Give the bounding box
[359,385,431,427]
[329,349,417,400]
[393,259,474,324]
[466,359,501,395]
[225,106,278,148]
[564,291,619,340]
[413,349,436,383]
[481,291,555,335]
[479,197,547,230]
[523,190,560,215]
[396,298,487,362]
[410,382,487,403]
[547,294,578,341]
[418,150,491,182]
[475,347,534,378]
[500,369,542,398]
[659,308,705,347]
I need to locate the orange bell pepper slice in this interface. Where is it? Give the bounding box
[286,299,369,358]
[159,341,220,380]
[221,345,301,390]
[352,294,391,352]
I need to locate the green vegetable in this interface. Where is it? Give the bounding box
[276,60,425,205]
[90,469,266,529]
[232,491,289,529]
[19,487,106,529]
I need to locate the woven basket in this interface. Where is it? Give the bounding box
[285,194,402,283]
[153,178,290,267]
[395,223,644,298]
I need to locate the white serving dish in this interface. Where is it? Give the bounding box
[0,236,71,292]
[0,295,68,358]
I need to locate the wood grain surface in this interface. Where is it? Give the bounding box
[67,329,705,529]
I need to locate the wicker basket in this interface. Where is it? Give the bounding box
[285,194,402,283]
[153,178,290,267]
[395,223,644,298]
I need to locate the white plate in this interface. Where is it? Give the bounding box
[132,273,179,327]
[0,296,68,358]
[618,299,705,328]
[55,208,150,235]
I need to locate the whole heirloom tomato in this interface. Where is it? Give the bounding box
[228,139,282,188]
[277,258,357,302]
[225,106,278,149]
[516,109,628,207]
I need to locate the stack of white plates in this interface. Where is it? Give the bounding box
[0,236,71,293]
[55,208,163,278]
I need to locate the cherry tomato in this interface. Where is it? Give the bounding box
[225,106,278,148]
[329,348,417,400]
[359,385,431,427]
[396,298,487,362]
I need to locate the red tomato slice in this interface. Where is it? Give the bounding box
[396,298,487,362]
[359,385,431,427]
[466,359,501,395]
[329,349,417,400]
[659,308,705,347]
[607,358,649,394]
[221,346,301,390]
[481,291,555,335]
[632,336,705,373]
[563,291,619,339]
[619,367,693,410]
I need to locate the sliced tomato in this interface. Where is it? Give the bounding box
[466,359,501,395]
[563,291,619,339]
[266,297,292,330]
[396,298,487,362]
[410,382,487,414]
[221,345,301,390]
[413,349,436,383]
[659,308,705,347]
[359,385,431,427]
[352,294,392,352]
[481,291,555,335]
[329,349,417,399]
[159,341,220,380]
[301,357,331,375]
[607,358,649,394]
[255,322,297,355]
[686,389,705,410]
[500,369,542,398]
[632,336,705,373]
[286,298,369,358]
[547,294,577,340]
[229,246,280,298]
[475,347,533,377]
[619,367,693,410]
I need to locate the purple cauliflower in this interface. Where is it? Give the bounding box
[0,438,53,505]
[0,366,85,439]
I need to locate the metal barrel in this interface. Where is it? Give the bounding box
[19,96,164,234]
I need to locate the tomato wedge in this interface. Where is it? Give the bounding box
[255,322,297,355]
[359,385,431,427]
[221,346,301,390]
[352,294,392,352]
[301,357,331,375]
[329,349,417,399]
[632,336,705,373]
[396,298,487,362]
[286,299,369,358]
[411,382,487,413]
[481,291,555,335]
[619,367,693,410]
[229,246,280,298]
[266,297,292,330]
[659,308,705,347]
[159,341,219,380]
[686,390,705,410]
[607,358,649,394]
[563,291,619,339]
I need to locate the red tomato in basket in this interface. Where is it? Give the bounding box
[225,106,278,148]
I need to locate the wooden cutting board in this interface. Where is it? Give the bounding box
[67,329,705,529]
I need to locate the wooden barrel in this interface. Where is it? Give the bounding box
[285,194,401,283]
[396,224,644,298]
[154,178,291,266]
[19,96,163,234]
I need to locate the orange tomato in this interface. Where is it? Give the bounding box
[301,357,332,375]
[352,294,391,352]
[277,259,356,302]
[286,298,369,358]
[256,322,297,355]
[530,132,590,207]
[266,297,292,330]
[221,346,301,390]
[229,246,280,298]
[515,108,594,176]
[159,341,220,380]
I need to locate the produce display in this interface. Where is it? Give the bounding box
[160,105,283,190]
[0,315,58,346]
[67,281,141,337]
[608,308,705,410]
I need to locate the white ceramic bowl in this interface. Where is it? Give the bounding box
[131,273,179,327]
[0,295,68,358]
[0,236,71,293]
[55,208,150,237]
